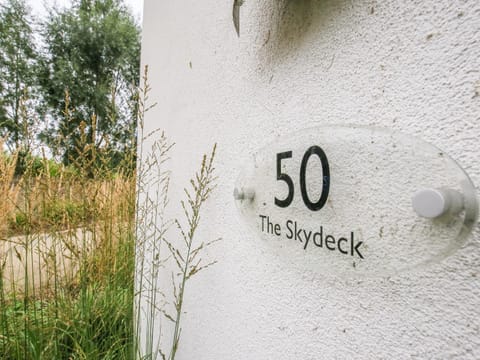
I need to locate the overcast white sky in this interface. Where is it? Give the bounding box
[26,0,144,22]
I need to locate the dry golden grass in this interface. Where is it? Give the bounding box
[0,77,138,359]
[0,144,135,295]
[0,67,218,359]
[0,148,20,235]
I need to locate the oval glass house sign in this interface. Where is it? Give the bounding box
[234,126,478,278]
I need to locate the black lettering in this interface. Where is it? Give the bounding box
[313,226,323,247]
[354,242,364,259]
[303,229,312,250]
[259,215,267,232]
[299,146,330,211]
[294,221,302,242]
[285,220,294,239]
[275,151,294,208]
[274,223,281,236]
[267,216,274,234]
[325,235,335,250]
[266,218,363,260]
[338,237,348,254]
[350,232,364,259]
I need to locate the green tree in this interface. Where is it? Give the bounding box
[39,0,141,167]
[0,0,38,151]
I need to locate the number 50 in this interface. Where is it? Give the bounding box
[274,146,330,211]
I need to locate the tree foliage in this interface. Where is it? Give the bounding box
[0,0,38,151]
[39,0,141,166]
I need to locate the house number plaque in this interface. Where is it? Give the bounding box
[234,125,478,277]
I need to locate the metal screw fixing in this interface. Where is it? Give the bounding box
[412,188,463,218]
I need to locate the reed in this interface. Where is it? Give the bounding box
[0,90,137,359]
[0,67,219,359]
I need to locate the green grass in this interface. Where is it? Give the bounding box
[0,115,137,359]
[0,267,134,359]
[0,181,136,359]
[0,66,219,360]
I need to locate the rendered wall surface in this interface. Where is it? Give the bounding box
[140,1,480,358]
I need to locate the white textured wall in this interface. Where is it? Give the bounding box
[140,0,480,358]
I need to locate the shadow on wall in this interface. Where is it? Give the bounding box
[251,0,354,68]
